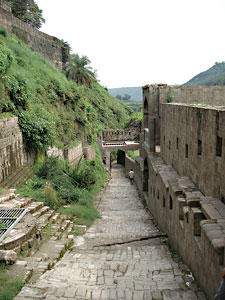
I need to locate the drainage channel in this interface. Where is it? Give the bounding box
[0,208,28,242]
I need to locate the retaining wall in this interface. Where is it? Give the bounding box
[0,117,23,182]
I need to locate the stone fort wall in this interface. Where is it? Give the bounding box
[139,84,225,298]
[160,103,225,200]
[0,0,66,69]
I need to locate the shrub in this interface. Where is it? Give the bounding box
[71,161,96,190]
[18,107,56,151]
[43,183,59,209]
[0,44,14,75]
[0,27,8,37]
[4,74,30,108]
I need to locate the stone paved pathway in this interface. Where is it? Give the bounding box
[14,165,206,300]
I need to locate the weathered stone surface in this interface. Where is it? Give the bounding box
[15,165,205,299]
[0,249,17,263]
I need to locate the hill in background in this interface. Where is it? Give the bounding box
[184,62,225,86]
[108,87,142,102]
[108,86,142,112]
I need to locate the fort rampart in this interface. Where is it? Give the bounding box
[139,84,225,299]
[0,0,66,69]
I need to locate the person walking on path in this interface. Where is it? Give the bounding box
[214,268,225,300]
[128,168,134,185]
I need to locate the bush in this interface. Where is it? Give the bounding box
[43,183,59,209]
[0,27,8,37]
[18,107,56,151]
[4,74,30,108]
[71,161,96,190]
[0,44,14,75]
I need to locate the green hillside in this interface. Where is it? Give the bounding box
[184,62,225,86]
[0,28,133,151]
[108,86,142,102]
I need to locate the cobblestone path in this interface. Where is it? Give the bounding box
[14,165,206,300]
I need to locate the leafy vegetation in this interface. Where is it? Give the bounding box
[5,0,45,29]
[18,144,106,226]
[65,54,96,88]
[0,262,24,300]
[0,30,133,152]
[127,150,139,160]
[184,62,225,86]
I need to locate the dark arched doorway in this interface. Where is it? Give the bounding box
[143,158,149,193]
[117,150,125,165]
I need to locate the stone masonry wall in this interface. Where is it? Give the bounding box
[0,1,65,69]
[64,143,83,165]
[141,145,225,299]
[143,84,225,107]
[102,128,140,142]
[83,145,96,160]
[48,143,83,165]
[160,104,225,201]
[0,117,23,182]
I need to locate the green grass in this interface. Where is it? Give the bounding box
[58,202,100,228]
[0,262,24,300]
[127,150,139,160]
[17,143,107,228]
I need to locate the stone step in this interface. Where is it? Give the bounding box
[26,202,44,214]
[0,189,16,203]
[51,213,60,224]
[32,206,50,219]
[36,210,55,230]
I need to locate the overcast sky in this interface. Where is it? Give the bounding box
[36,0,225,88]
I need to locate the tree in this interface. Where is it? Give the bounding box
[65,54,96,88]
[6,0,45,29]
[123,94,131,101]
[116,95,122,100]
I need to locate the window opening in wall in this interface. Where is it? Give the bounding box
[169,140,171,150]
[185,144,188,158]
[144,98,149,128]
[169,195,173,210]
[221,195,225,205]
[164,136,165,145]
[157,190,159,200]
[153,188,155,198]
[176,138,179,149]
[163,196,165,208]
[216,136,222,157]
[198,139,202,156]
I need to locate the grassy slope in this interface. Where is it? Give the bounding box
[0,31,133,149]
[184,62,225,86]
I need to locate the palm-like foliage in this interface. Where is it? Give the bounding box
[65,54,96,88]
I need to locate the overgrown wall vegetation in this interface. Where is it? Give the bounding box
[0,28,133,153]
